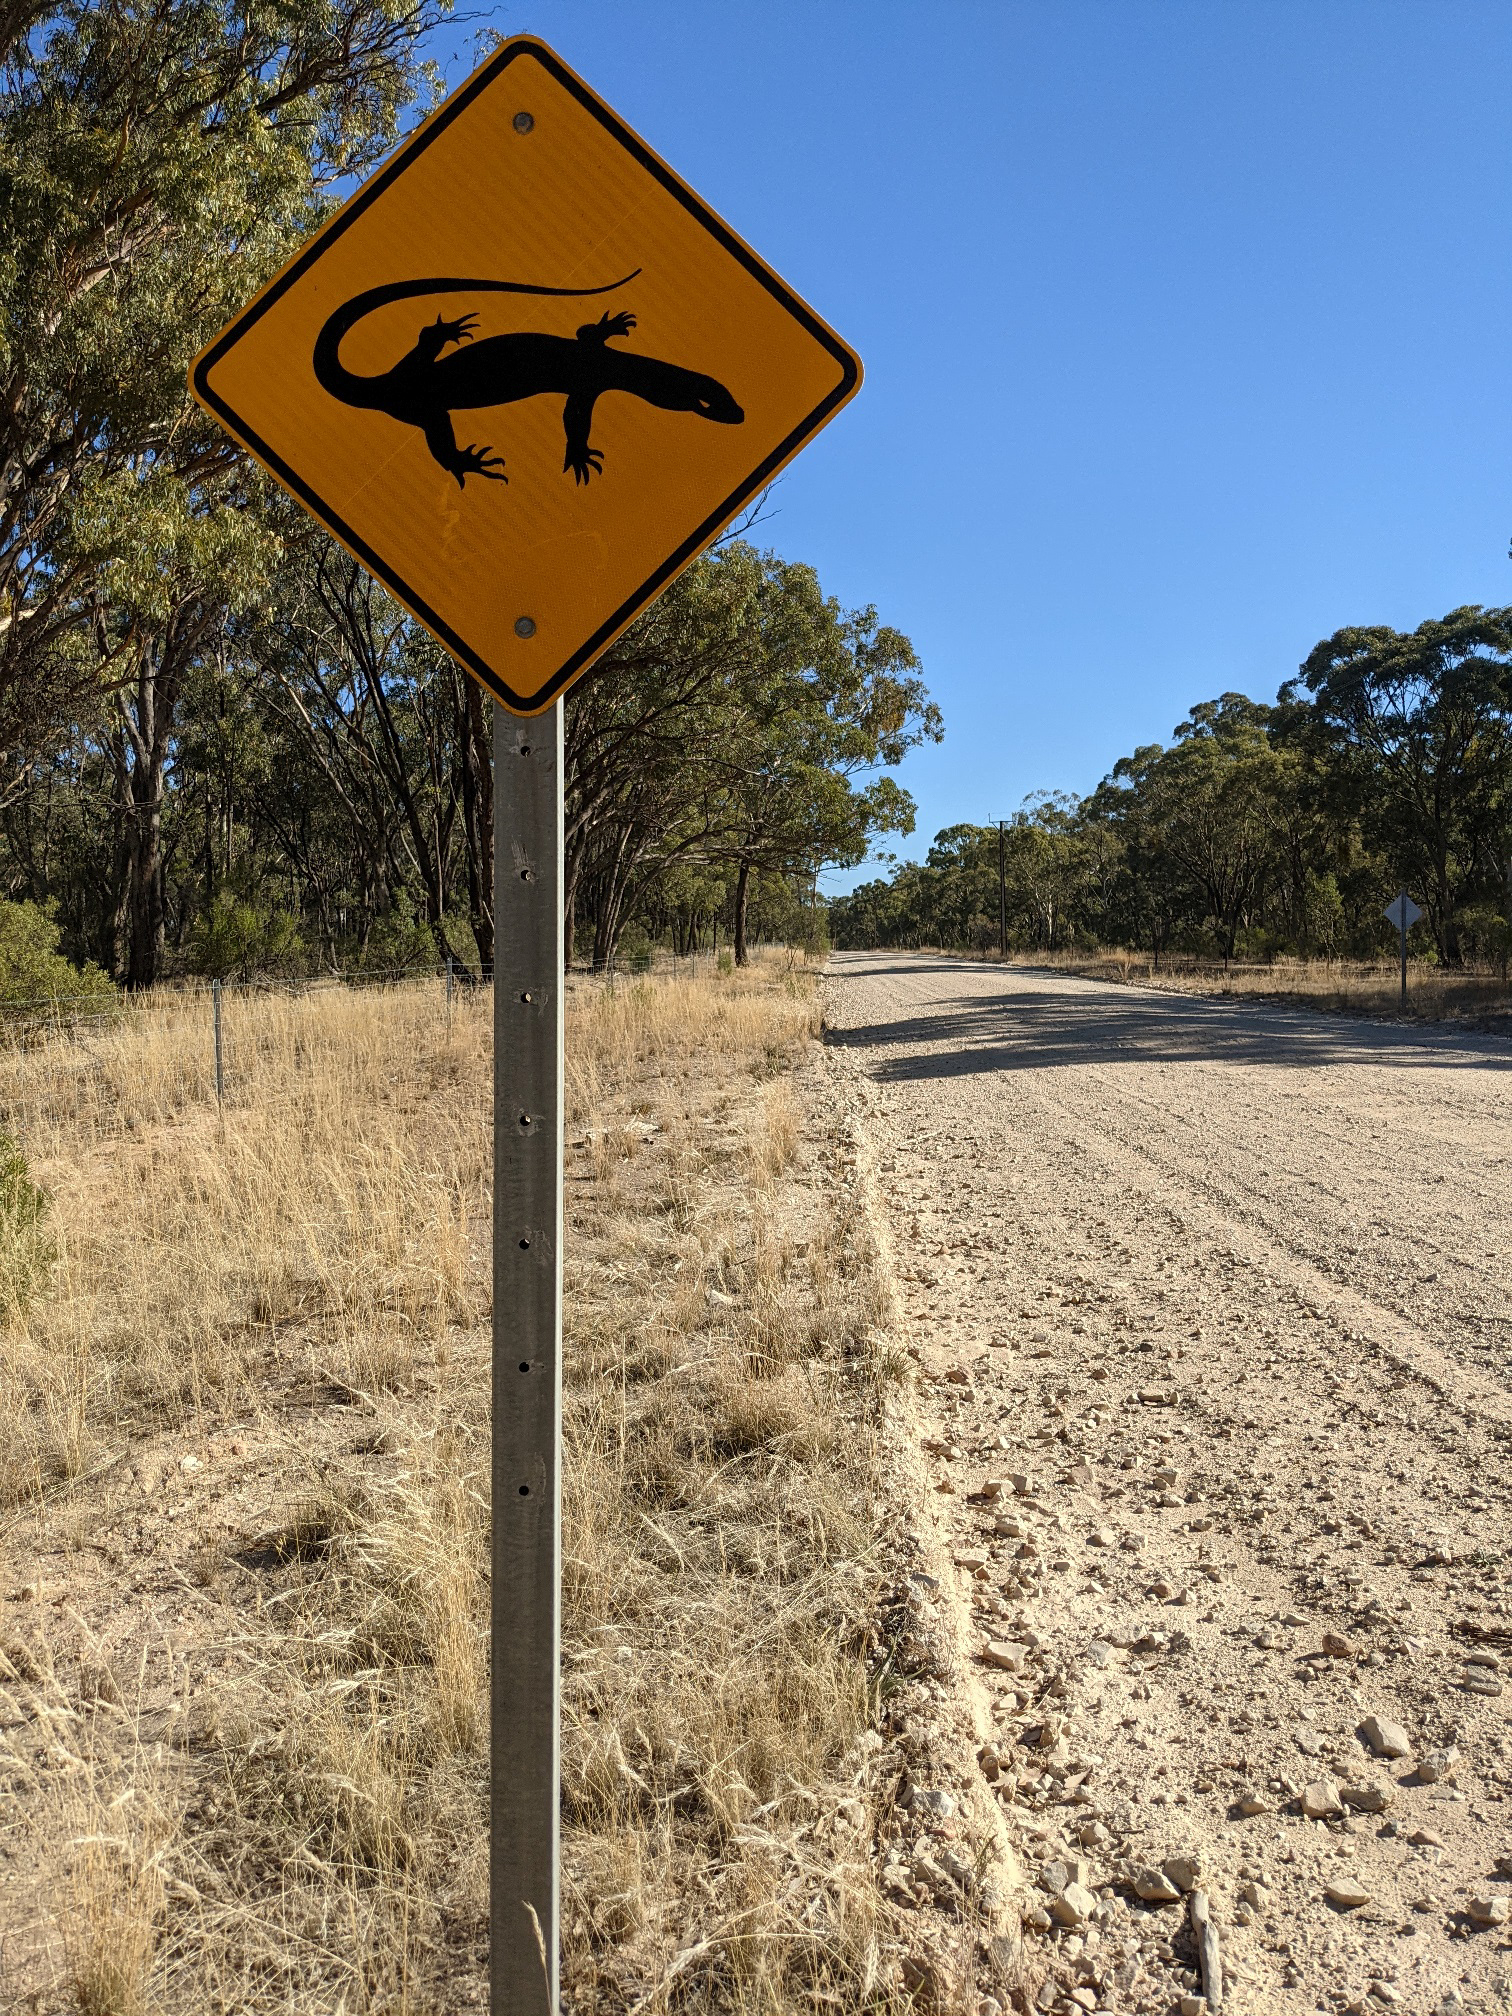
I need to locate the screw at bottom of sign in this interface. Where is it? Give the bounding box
[514,615,536,638]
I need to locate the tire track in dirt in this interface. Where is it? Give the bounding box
[826,952,1512,2016]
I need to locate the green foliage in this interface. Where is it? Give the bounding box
[0,900,115,1009]
[1290,607,1512,962]
[1454,905,1512,978]
[0,0,450,986]
[354,892,442,977]
[833,608,1512,972]
[614,922,654,972]
[546,540,934,969]
[187,888,306,981]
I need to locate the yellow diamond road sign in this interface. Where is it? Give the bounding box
[190,36,862,715]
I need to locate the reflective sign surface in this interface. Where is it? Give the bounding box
[191,37,861,713]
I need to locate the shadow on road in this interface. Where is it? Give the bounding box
[824,957,1512,1079]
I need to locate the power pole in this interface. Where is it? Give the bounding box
[998,819,1007,961]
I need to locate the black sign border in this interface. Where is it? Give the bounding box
[191,36,861,715]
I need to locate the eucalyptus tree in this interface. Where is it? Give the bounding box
[1291,607,1512,962]
[0,0,448,978]
[562,542,933,969]
[702,559,938,964]
[1100,696,1286,965]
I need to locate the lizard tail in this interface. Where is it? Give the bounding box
[312,271,643,408]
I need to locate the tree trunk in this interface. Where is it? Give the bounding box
[589,825,636,972]
[116,652,176,989]
[563,823,589,972]
[733,859,751,967]
[462,676,494,972]
[592,881,624,972]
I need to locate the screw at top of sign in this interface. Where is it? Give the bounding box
[514,616,537,638]
[512,110,534,134]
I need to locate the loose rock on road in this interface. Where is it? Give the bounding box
[826,952,1512,2016]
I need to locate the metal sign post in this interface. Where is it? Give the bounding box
[187,36,864,2014]
[1399,902,1408,1010]
[1383,890,1422,1011]
[492,701,564,2015]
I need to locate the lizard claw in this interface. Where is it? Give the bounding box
[451,442,508,488]
[434,312,479,349]
[576,309,637,346]
[565,444,605,485]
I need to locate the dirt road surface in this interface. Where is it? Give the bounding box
[826,952,1512,2016]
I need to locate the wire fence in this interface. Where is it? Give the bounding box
[0,945,757,1162]
[0,966,489,1160]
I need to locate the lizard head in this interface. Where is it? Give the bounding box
[632,358,744,425]
[686,375,744,425]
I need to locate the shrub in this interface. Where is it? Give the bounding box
[0,901,115,1011]
[350,891,439,977]
[188,888,307,980]
[1454,905,1512,979]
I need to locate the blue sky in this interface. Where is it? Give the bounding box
[433,3,1512,890]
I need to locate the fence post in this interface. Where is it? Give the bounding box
[446,952,454,1019]
[212,979,224,1108]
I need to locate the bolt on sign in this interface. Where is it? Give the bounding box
[189,35,862,715]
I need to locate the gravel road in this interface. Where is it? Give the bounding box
[826,951,1512,2016]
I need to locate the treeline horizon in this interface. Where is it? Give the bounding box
[831,606,1512,972]
[0,1,938,991]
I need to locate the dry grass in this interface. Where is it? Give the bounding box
[0,981,486,1509]
[951,945,1512,1023]
[0,954,907,2014]
[558,963,906,2011]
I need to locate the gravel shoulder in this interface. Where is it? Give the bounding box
[824,950,1512,2016]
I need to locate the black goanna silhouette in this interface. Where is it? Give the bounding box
[312,271,744,489]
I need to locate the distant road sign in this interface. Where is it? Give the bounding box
[190,35,861,715]
[1383,894,1423,932]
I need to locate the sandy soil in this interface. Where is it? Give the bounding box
[824,951,1512,2016]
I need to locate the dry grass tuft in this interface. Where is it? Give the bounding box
[557,961,903,2012]
[0,951,904,2014]
[57,1774,174,2016]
